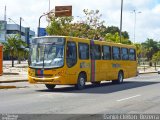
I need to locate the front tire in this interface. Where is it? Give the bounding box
[75,73,86,90]
[45,84,56,90]
[112,71,123,84]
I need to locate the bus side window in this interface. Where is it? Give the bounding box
[78,43,89,60]
[129,48,136,61]
[66,41,77,68]
[103,45,111,60]
[121,48,129,60]
[90,45,101,60]
[112,47,121,60]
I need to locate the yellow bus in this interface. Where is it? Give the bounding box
[28,36,137,90]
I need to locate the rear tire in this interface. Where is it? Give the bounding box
[75,73,86,90]
[45,84,56,90]
[112,71,123,84]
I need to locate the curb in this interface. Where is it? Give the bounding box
[139,72,158,74]
[0,80,28,83]
[0,86,16,89]
[3,73,19,75]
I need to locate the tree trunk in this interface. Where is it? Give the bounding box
[17,52,21,64]
[11,56,14,67]
[154,62,156,71]
[18,58,21,64]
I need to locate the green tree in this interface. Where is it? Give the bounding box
[46,9,132,43]
[16,40,28,64]
[152,51,160,70]
[104,32,132,44]
[122,31,129,39]
[103,26,129,39]
[141,38,159,61]
[82,9,105,39]
[105,32,119,43]
[134,43,142,58]
[46,9,105,40]
[46,16,73,36]
[2,35,27,67]
[105,26,119,35]
[134,43,148,65]
[152,51,160,61]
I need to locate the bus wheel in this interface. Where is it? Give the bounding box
[75,73,86,90]
[112,71,123,84]
[91,81,101,86]
[45,84,56,90]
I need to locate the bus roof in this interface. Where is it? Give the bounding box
[34,36,136,48]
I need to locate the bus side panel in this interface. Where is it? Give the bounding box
[106,61,113,80]
[98,60,112,81]
[65,41,79,84]
[66,70,78,84]
[98,60,106,81]
[120,61,129,79]
[79,60,91,82]
[65,39,90,85]
[128,61,137,77]
[95,60,102,81]
[66,60,91,84]
[110,60,120,80]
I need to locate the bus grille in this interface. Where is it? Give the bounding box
[35,74,53,78]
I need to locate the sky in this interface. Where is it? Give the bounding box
[0,0,160,43]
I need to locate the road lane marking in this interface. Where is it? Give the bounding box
[116,94,141,102]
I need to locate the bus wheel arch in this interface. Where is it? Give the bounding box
[75,71,87,90]
[117,70,124,83]
[112,70,124,84]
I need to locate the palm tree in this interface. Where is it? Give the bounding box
[2,35,27,67]
[142,39,159,60]
[134,43,142,65]
[16,38,28,64]
[141,38,159,66]
[152,51,160,70]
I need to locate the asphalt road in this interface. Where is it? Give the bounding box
[0,73,160,119]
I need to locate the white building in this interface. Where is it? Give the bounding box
[0,20,35,46]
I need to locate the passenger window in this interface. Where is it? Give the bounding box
[112,47,121,60]
[103,45,111,60]
[129,48,136,61]
[66,41,77,67]
[78,43,89,60]
[90,45,101,60]
[121,48,129,60]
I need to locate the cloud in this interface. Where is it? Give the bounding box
[0,0,160,42]
[153,4,160,13]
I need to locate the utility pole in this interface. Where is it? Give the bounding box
[4,5,6,21]
[120,0,123,43]
[132,10,141,43]
[4,5,7,41]
[20,17,22,39]
[49,0,51,12]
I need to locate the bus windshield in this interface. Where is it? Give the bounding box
[29,37,65,69]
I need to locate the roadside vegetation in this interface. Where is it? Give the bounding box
[47,9,160,67]
[0,9,159,67]
[1,35,28,67]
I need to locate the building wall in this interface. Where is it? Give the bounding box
[0,20,35,44]
[0,21,7,42]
